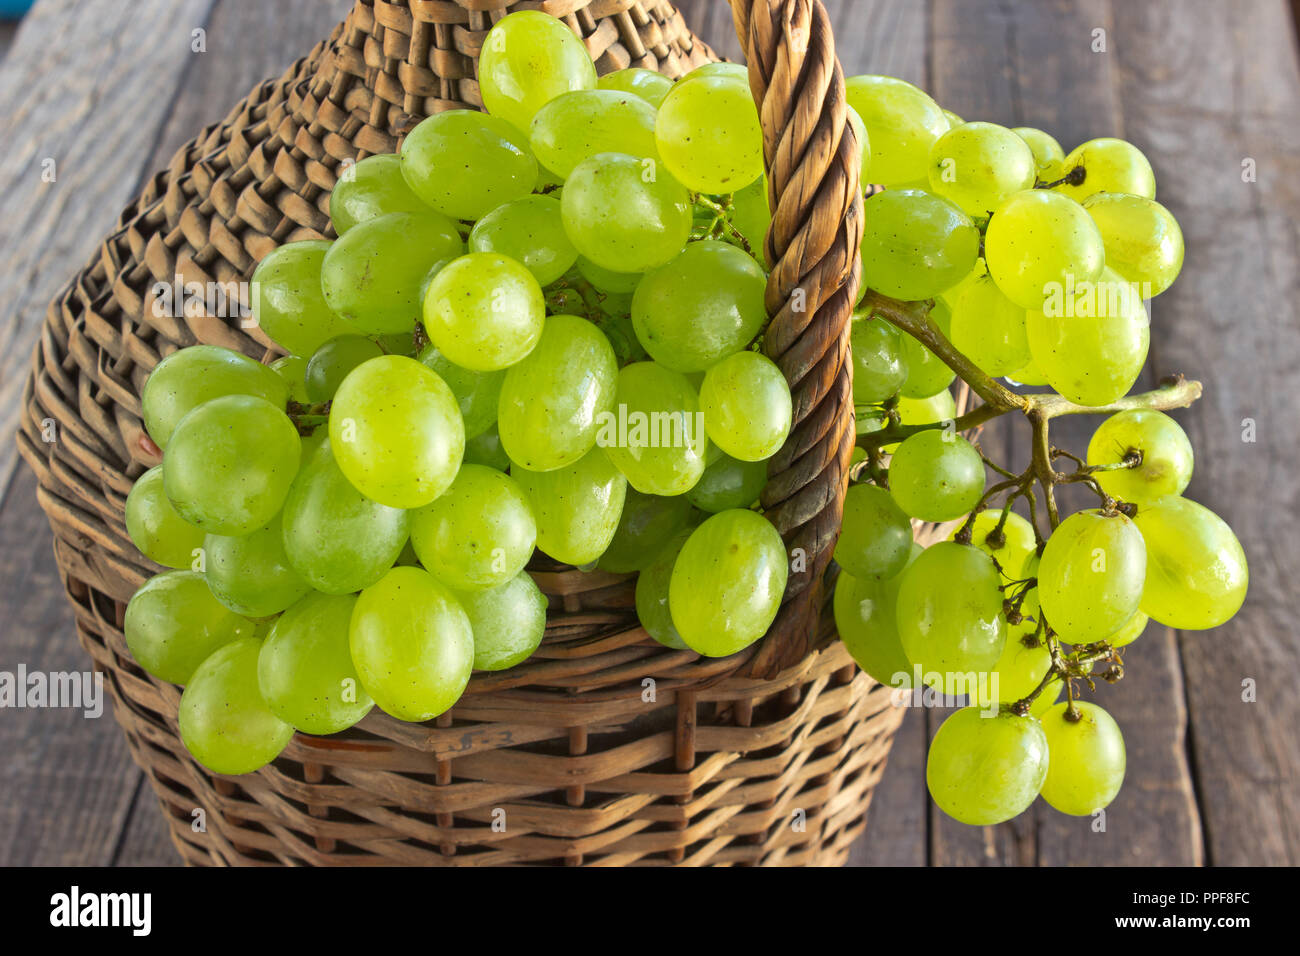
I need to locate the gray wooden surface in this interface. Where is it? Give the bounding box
[0,0,1295,866]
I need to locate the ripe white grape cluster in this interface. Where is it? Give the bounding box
[832,78,1248,825]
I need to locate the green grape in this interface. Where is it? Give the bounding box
[498,314,617,471]
[399,110,538,219]
[1052,137,1156,202]
[513,447,627,565]
[464,424,511,472]
[1106,609,1149,648]
[249,241,354,357]
[834,542,921,688]
[257,592,373,734]
[1086,409,1193,505]
[926,706,1048,825]
[124,570,245,684]
[478,10,598,134]
[328,355,464,508]
[845,75,949,186]
[1039,701,1126,815]
[269,354,309,403]
[163,395,300,535]
[372,329,419,357]
[560,152,692,273]
[530,89,659,179]
[635,532,691,650]
[1031,680,1064,717]
[984,189,1106,310]
[668,509,788,657]
[850,312,907,404]
[948,258,1031,376]
[888,430,984,522]
[417,344,506,440]
[948,508,1038,577]
[597,488,693,573]
[329,153,434,234]
[350,567,473,721]
[1012,127,1065,178]
[834,483,913,580]
[685,62,749,82]
[927,121,1036,217]
[597,67,672,108]
[896,542,1006,695]
[321,211,465,335]
[1026,267,1149,406]
[304,335,383,402]
[422,252,545,372]
[468,195,577,286]
[204,515,310,618]
[896,389,955,427]
[142,345,289,449]
[655,73,763,194]
[846,103,872,189]
[860,189,979,300]
[409,464,536,591]
[968,630,1052,708]
[1082,192,1184,297]
[125,465,206,568]
[631,241,767,372]
[730,174,771,266]
[455,572,548,671]
[281,438,410,594]
[179,637,294,774]
[1134,496,1248,630]
[603,361,708,496]
[687,450,767,513]
[1006,355,1050,387]
[699,351,791,462]
[899,319,956,398]
[576,256,642,294]
[1038,509,1146,643]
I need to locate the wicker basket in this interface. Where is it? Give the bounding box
[16,0,920,866]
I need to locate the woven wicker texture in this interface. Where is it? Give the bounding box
[17,0,906,866]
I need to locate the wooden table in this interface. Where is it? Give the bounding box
[0,0,1295,866]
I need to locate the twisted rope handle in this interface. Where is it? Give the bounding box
[730,0,863,678]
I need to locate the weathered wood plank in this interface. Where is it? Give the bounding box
[848,706,927,866]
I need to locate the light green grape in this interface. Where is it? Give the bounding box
[1038,509,1146,643]
[530,89,659,179]
[896,389,956,427]
[597,488,693,574]
[699,351,791,462]
[126,465,206,568]
[1006,354,1050,387]
[417,344,506,440]
[1039,701,1126,815]
[269,354,309,402]
[927,121,1036,217]
[860,189,979,300]
[560,152,692,273]
[687,450,767,513]
[455,572,548,671]
[305,335,383,402]
[468,195,578,286]
[280,438,410,594]
[846,104,872,189]
[603,361,708,496]
[597,67,672,108]
[1082,192,1184,297]
[631,241,767,372]
[1026,266,1149,406]
[350,566,473,722]
[464,424,512,472]
[851,312,907,403]
[1052,137,1156,202]
[834,542,921,688]
[948,258,1031,376]
[898,302,956,398]
[941,108,964,127]
[1086,409,1193,505]
[204,516,310,618]
[513,447,627,565]
[329,153,434,234]
[576,256,642,294]
[984,189,1106,310]
[685,62,749,82]
[834,483,914,580]
[668,509,788,657]
[655,73,763,194]
[888,430,984,522]
[730,174,772,266]
[968,630,1052,708]
[1134,496,1248,630]
[163,395,300,535]
[422,252,545,371]
[1106,609,1149,648]
[179,637,295,775]
[124,570,246,684]
[250,241,354,357]
[399,110,538,219]
[498,313,617,471]
[257,592,373,734]
[409,464,536,591]
[327,355,464,509]
[845,75,949,186]
[635,531,691,650]
[956,508,1038,577]
[1013,127,1065,177]
[478,10,597,134]
[142,345,289,449]
[926,707,1048,825]
[320,211,465,335]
